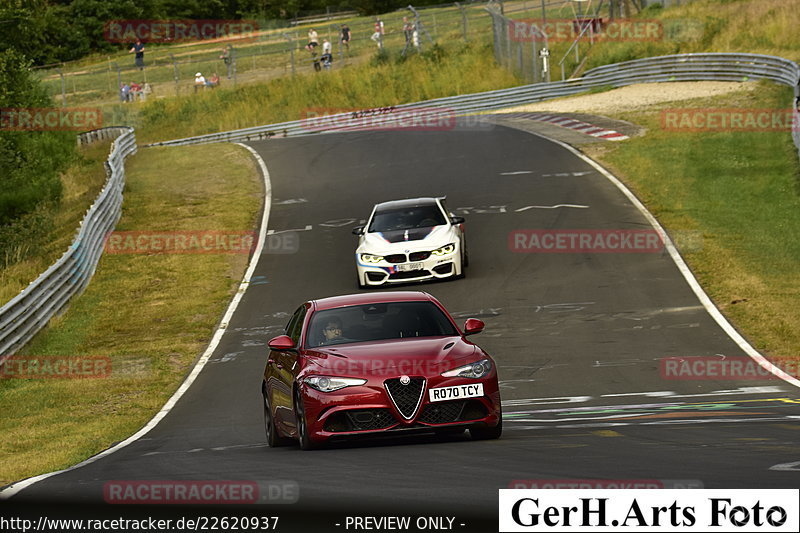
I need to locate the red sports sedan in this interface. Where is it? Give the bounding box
[261,291,502,450]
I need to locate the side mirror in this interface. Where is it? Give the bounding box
[268,335,296,351]
[352,226,364,236]
[450,216,465,225]
[463,318,484,336]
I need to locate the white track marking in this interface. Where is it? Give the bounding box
[0,143,273,499]
[769,461,800,472]
[515,204,589,211]
[521,130,800,390]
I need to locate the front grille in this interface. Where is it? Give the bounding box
[385,377,425,419]
[385,254,407,264]
[388,270,430,280]
[419,399,488,424]
[409,251,431,261]
[324,409,397,432]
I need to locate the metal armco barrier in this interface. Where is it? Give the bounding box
[147,53,800,158]
[0,127,137,361]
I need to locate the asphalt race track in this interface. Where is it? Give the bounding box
[5,122,799,531]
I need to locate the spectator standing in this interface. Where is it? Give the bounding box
[340,24,351,51]
[129,38,145,69]
[219,46,233,79]
[403,17,413,45]
[371,18,384,49]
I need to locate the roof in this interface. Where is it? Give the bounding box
[373,197,441,212]
[311,291,434,311]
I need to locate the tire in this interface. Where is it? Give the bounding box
[470,416,502,441]
[263,388,292,447]
[294,389,321,450]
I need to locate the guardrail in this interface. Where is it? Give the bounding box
[0,127,137,361]
[147,53,800,157]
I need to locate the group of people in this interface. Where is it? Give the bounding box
[119,81,151,102]
[194,72,220,92]
[305,28,334,72]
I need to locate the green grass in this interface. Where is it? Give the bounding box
[590,81,800,363]
[0,141,111,303]
[0,143,262,485]
[134,41,519,144]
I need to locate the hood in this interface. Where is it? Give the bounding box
[360,225,451,252]
[302,336,477,378]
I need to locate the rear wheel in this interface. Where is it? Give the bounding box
[294,389,321,450]
[470,416,502,440]
[263,388,292,447]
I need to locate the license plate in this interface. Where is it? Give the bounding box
[396,262,424,272]
[429,383,484,402]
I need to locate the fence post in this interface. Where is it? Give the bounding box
[57,67,67,107]
[283,34,296,76]
[456,2,469,42]
[169,54,180,96]
[231,46,238,86]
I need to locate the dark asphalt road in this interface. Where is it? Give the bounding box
[5,123,799,531]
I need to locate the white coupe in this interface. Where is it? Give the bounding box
[352,197,467,288]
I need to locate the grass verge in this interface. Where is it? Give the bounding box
[0,140,111,304]
[0,143,262,486]
[134,41,519,144]
[583,81,800,366]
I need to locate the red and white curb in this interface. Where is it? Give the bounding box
[504,112,630,141]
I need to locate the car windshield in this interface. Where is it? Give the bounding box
[307,301,459,347]
[368,204,447,232]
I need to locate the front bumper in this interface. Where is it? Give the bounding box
[356,247,460,286]
[299,374,501,444]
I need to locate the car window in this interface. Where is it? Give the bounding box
[289,306,307,346]
[307,301,458,347]
[285,305,306,345]
[368,205,447,233]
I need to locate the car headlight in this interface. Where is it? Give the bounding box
[431,243,456,256]
[304,376,367,392]
[442,359,492,379]
[360,253,384,263]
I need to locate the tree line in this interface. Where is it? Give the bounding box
[0,0,450,66]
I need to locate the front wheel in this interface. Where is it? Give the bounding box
[294,389,321,450]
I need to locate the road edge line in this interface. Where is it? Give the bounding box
[521,129,800,390]
[0,143,273,498]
